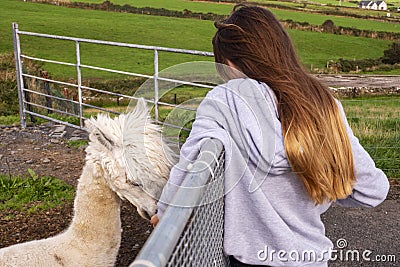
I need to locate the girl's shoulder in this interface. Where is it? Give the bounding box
[206,78,274,101]
[203,78,280,120]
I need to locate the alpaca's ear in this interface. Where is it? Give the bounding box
[123,98,151,133]
[85,117,115,150]
[93,128,115,150]
[134,97,149,114]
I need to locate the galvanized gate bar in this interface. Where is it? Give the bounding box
[22,73,79,88]
[75,40,84,128]
[21,54,77,67]
[154,49,159,122]
[16,29,214,56]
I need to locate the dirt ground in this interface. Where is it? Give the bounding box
[0,123,399,266]
[0,124,152,266]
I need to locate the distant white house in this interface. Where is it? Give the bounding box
[358,0,387,10]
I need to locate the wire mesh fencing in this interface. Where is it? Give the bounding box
[131,138,230,267]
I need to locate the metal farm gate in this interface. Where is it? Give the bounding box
[11,22,214,129]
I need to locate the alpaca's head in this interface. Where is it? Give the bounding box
[85,98,175,220]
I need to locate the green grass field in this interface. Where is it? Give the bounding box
[76,0,400,15]
[0,0,396,80]
[341,96,399,179]
[271,8,400,33]
[1,0,215,78]
[74,0,400,32]
[287,29,389,68]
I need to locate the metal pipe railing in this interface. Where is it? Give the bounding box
[11,23,214,131]
[131,138,226,267]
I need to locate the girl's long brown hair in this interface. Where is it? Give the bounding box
[213,4,355,204]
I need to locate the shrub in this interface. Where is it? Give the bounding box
[322,20,335,33]
[338,58,382,72]
[0,54,19,116]
[0,79,18,116]
[382,42,400,65]
[0,53,45,116]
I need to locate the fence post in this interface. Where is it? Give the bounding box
[154,49,159,122]
[12,23,26,128]
[75,40,84,128]
[42,71,53,114]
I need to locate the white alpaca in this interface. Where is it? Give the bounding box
[0,98,174,267]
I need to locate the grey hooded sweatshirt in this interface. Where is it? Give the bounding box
[157,78,389,266]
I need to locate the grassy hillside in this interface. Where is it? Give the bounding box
[272,9,400,32]
[288,30,390,68]
[1,0,216,78]
[74,0,400,32]
[1,0,394,79]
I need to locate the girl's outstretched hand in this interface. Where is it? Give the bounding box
[150,214,159,228]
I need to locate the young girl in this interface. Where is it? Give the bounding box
[152,4,389,266]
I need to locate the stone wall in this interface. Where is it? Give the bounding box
[330,86,400,98]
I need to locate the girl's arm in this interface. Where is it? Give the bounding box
[335,100,390,207]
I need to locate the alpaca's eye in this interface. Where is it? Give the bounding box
[130,181,142,188]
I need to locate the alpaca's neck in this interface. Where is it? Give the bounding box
[67,161,121,250]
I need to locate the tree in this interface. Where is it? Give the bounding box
[382,42,400,65]
[322,20,335,33]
